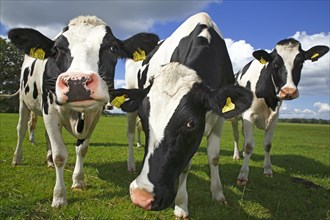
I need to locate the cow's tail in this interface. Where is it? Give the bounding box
[0,90,20,100]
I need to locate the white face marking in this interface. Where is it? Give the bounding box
[275,43,300,89]
[64,25,107,74]
[147,62,202,151]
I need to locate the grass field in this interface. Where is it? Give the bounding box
[0,113,329,219]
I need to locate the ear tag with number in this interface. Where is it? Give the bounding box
[133,48,146,62]
[111,95,127,108]
[29,48,45,60]
[259,57,267,64]
[311,53,319,62]
[222,97,236,113]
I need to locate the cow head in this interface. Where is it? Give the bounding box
[8,16,159,113]
[111,62,253,210]
[253,38,329,100]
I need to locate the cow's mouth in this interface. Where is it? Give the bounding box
[66,99,105,112]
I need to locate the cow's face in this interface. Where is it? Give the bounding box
[111,62,253,211]
[253,38,329,100]
[8,16,159,113]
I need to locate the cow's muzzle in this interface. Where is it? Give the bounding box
[56,72,109,110]
[278,87,299,100]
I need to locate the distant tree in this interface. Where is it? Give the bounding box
[0,37,24,112]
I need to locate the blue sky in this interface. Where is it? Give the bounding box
[1,0,329,119]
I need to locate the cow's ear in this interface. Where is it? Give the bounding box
[8,28,54,60]
[253,50,272,64]
[120,33,160,61]
[203,84,253,119]
[110,86,151,112]
[304,45,329,62]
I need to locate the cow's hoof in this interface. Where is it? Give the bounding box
[51,198,67,208]
[47,161,55,168]
[264,173,273,177]
[11,161,20,166]
[72,181,85,190]
[236,179,248,186]
[233,156,240,160]
[128,167,136,173]
[175,216,190,220]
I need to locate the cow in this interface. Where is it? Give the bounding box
[8,15,159,208]
[110,12,253,218]
[231,38,329,186]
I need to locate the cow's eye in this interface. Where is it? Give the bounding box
[110,45,118,54]
[186,119,197,129]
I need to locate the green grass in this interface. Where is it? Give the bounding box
[0,113,329,219]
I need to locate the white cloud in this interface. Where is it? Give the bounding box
[313,102,330,113]
[225,39,254,72]
[280,101,330,120]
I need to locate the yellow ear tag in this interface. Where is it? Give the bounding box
[311,53,319,60]
[133,48,146,62]
[29,48,45,60]
[222,97,235,113]
[259,57,267,64]
[111,95,127,108]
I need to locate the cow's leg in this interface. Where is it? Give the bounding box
[28,112,37,144]
[43,114,68,208]
[127,111,137,172]
[231,118,240,160]
[72,112,101,190]
[12,102,30,166]
[174,160,192,218]
[45,131,54,167]
[237,119,254,186]
[207,117,226,203]
[263,116,278,177]
[72,139,90,189]
[136,123,142,147]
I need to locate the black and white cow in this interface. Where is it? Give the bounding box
[8,15,159,208]
[111,12,253,218]
[231,38,329,186]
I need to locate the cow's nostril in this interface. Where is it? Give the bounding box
[86,77,93,86]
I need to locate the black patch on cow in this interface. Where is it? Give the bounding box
[76,139,85,146]
[245,81,251,90]
[25,85,30,94]
[33,82,38,99]
[138,64,149,89]
[30,60,36,76]
[43,36,72,93]
[240,61,253,80]
[48,92,53,104]
[65,77,92,102]
[142,41,163,66]
[77,113,84,133]
[23,67,29,88]
[292,53,304,85]
[255,67,279,111]
[42,90,49,115]
[98,26,118,93]
[170,24,234,89]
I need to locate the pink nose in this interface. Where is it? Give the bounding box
[130,187,154,210]
[279,87,298,100]
[56,73,99,103]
